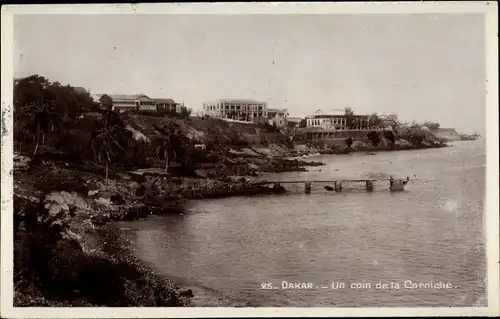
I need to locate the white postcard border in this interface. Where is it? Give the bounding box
[1,2,498,318]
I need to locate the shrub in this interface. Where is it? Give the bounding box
[367,131,381,147]
[345,137,353,148]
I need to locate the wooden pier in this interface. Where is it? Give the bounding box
[252,177,410,193]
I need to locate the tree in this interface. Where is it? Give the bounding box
[99,95,114,111]
[14,76,103,156]
[378,114,400,131]
[14,75,97,119]
[422,121,440,131]
[90,110,131,187]
[179,106,192,119]
[298,119,307,128]
[387,114,398,122]
[368,113,382,128]
[152,135,172,173]
[344,107,356,129]
[152,122,190,173]
[24,101,61,156]
[152,124,175,174]
[14,75,51,108]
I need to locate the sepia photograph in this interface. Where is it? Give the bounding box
[1,2,498,318]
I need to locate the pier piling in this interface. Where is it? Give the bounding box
[253,177,410,194]
[334,181,343,192]
[366,180,374,192]
[304,182,312,194]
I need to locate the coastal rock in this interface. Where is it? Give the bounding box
[88,190,99,197]
[395,139,413,149]
[351,140,367,150]
[251,147,271,156]
[95,197,112,207]
[178,289,194,297]
[240,148,261,157]
[110,193,126,205]
[125,125,150,143]
[44,191,89,216]
[91,214,110,225]
[247,163,260,170]
[293,144,311,155]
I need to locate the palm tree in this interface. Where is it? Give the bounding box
[25,101,61,156]
[152,122,185,173]
[152,133,172,174]
[90,110,130,187]
[137,123,189,201]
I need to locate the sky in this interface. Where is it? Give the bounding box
[14,13,486,134]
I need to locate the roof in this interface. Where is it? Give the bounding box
[268,108,288,113]
[308,114,369,119]
[152,98,177,104]
[110,94,152,101]
[96,94,152,101]
[312,109,345,116]
[216,98,267,104]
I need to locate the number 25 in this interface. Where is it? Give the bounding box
[261,283,272,289]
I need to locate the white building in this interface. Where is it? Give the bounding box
[267,108,288,128]
[305,109,373,130]
[92,94,156,111]
[203,98,268,123]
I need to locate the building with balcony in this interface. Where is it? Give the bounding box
[202,98,268,123]
[92,94,156,111]
[153,98,181,113]
[267,108,288,128]
[306,109,373,130]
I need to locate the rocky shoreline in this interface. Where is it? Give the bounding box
[12,151,309,307]
[13,137,448,307]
